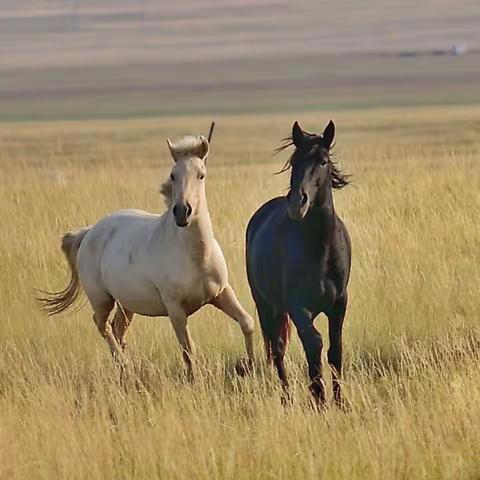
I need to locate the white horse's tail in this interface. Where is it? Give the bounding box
[38,227,90,316]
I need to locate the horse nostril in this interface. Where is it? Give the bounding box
[186,203,192,217]
[172,205,178,217]
[300,193,308,207]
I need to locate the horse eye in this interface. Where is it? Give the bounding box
[199,173,205,180]
[170,173,175,181]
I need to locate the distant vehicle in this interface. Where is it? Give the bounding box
[452,45,467,55]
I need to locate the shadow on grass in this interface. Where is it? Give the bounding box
[348,329,480,380]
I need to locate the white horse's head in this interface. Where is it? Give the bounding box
[165,135,209,227]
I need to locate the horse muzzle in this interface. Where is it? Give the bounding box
[287,191,309,220]
[173,203,192,227]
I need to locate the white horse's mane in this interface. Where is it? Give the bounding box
[160,179,173,208]
[168,135,206,159]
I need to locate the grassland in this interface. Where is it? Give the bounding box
[0,106,479,479]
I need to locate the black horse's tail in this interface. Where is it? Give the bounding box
[264,313,291,364]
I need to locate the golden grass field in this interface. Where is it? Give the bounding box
[0,106,479,479]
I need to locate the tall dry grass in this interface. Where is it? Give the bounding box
[0,106,479,479]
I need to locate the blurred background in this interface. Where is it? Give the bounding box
[1,0,479,121]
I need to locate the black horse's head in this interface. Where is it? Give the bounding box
[278,120,349,220]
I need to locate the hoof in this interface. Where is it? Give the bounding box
[281,390,293,408]
[335,396,350,412]
[235,358,254,377]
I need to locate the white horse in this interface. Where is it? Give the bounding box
[39,135,255,378]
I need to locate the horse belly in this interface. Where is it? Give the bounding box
[166,274,223,316]
[101,257,169,316]
[112,281,168,317]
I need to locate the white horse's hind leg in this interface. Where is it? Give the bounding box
[167,304,196,381]
[92,299,125,366]
[212,284,255,371]
[112,305,135,352]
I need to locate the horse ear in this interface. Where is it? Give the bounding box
[167,139,177,162]
[198,135,210,162]
[322,120,335,149]
[292,121,305,147]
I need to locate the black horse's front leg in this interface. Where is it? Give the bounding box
[289,307,326,407]
[327,294,348,407]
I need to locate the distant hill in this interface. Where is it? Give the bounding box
[0,0,479,120]
[1,0,479,69]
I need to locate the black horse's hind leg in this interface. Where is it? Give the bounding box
[271,314,289,393]
[327,294,347,406]
[290,307,325,406]
[254,293,290,393]
[252,293,275,361]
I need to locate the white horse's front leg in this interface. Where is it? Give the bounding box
[212,284,255,373]
[167,303,196,382]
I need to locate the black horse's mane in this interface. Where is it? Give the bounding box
[274,136,351,190]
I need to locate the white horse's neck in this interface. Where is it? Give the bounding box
[175,193,215,266]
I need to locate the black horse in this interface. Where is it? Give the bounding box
[246,120,351,406]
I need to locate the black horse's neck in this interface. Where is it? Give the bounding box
[303,185,336,240]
